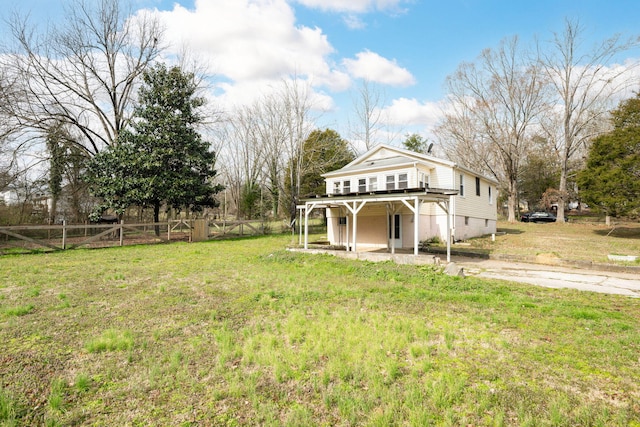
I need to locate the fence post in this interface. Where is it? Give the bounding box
[62,220,67,250]
[119,220,124,246]
[167,222,171,241]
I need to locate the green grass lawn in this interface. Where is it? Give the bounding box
[1,234,639,426]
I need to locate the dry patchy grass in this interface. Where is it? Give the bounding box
[464,220,640,263]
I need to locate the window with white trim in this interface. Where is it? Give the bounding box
[343,180,351,194]
[459,173,465,196]
[333,181,340,194]
[368,176,377,192]
[475,177,481,196]
[419,172,428,189]
[398,173,408,189]
[358,178,366,193]
[488,186,493,204]
[386,175,395,190]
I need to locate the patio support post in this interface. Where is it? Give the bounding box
[346,214,350,251]
[304,203,309,249]
[385,203,390,253]
[446,197,452,262]
[353,207,357,252]
[414,197,419,255]
[391,209,395,255]
[299,206,303,245]
[342,201,366,253]
[401,197,421,256]
[303,202,317,250]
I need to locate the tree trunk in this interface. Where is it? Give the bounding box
[506,178,518,223]
[556,155,568,223]
[50,197,58,224]
[153,201,161,236]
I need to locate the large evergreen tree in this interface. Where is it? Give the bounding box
[402,133,430,154]
[286,128,354,198]
[577,95,640,217]
[85,64,222,230]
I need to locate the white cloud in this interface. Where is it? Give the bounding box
[135,0,351,110]
[151,0,332,81]
[293,0,408,13]
[343,50,416,86]
[379,97,445,128]
[342,14,366,30]
[213,78,335,114]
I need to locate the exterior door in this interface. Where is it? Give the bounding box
[389,214,402,248]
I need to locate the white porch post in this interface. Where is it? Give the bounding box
[352,206,358,252]
[446,197,452,262]
[400,197,421,256]
[342,201,366,253]
[346,214,350,251]
[304,203,309,249]
[299,206,303,245]
[385,203,391,253]
[390,210,395,255]
[303,202,317,250]
[414,197,419,255]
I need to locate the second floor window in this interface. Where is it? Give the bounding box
[459,174,465,196]
[386,175,395,190]
[398,173,408,189]
[343,180,351,193]
[358,178,366,192]
[475,177,481,196]
[419,173,428,189]
[368,177,377,191]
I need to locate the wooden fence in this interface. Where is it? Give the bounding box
[0,220,196,254]
[0,219,311,254]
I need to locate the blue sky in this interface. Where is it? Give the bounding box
[5,0,640,147]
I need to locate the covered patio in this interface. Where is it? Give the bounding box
[299,188,458,262]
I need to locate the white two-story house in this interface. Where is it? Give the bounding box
[301,144,498,260]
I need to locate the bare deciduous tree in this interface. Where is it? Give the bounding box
[253,96,289,218]
[350,79,386,152]
[218,105,266,219]
[539,19,640,222]
[2,0,163,156]
[0,68,23,192]
[279,78,315,222]
[437,36,547,222]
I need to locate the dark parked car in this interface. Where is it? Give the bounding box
[520,211,558,223]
